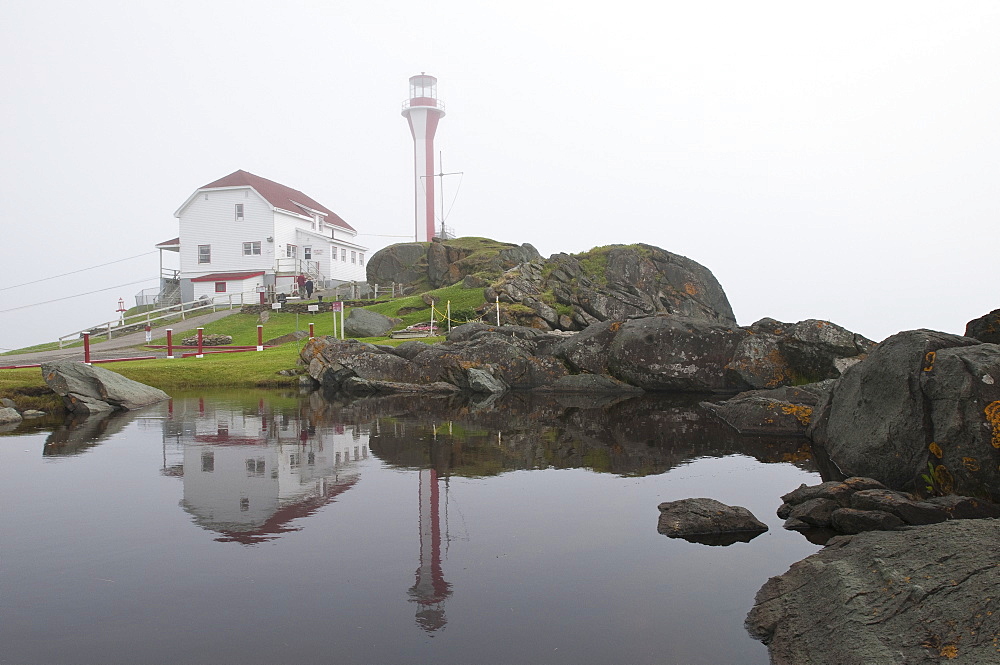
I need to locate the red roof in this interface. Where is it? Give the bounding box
[155,237,180,247]
[200,170,354,232]
[191,271,266,282]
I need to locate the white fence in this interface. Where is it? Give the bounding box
[58,291,260,348]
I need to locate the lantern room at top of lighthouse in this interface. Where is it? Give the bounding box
[402,73,445,114]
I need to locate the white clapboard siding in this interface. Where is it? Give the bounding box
[179,187,274,276]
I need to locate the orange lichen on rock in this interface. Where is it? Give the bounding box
[923,351,936,372]
[986,401,1000,448]
[779,403,813,426]
[929,442,943,458]
[963,457,980,472]
[683,282,698,295]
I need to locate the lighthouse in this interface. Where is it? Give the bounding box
[402,73,446,242]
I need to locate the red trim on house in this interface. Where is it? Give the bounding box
[190,271,265,282]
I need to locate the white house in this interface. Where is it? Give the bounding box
[160,170,369,302]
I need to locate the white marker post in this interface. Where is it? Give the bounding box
[496,296,500,326]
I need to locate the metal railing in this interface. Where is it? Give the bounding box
[57,291,260,348]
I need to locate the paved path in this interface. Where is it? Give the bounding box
[1,309,242,367]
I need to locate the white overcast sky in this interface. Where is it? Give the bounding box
[1,1,998,351]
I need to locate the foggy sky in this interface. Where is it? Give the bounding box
[2,1,998,351]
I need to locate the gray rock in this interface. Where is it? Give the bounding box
[849,489,948,525]
[701,395,814,435]
[492,244,737,330]
[964,308,1000,343]
[830,507,905,533]
[41,361,169,412]
[657,497,768,541]
[726,319,874,389]
[393,340,433,360]
[0,397,16,408]
[21,410,46,418]
[538,374,643,393]
[0,407,22,424]
[925,494,1000,519]
[746,519,1000,664]
[784,497,838,528]
[807,329,1000,499]
[466,368,507,394]
[263,330,309,345]
[343,308,397,338]
[607,316,749,392]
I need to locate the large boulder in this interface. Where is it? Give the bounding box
[807,329,1000,499]
[746,519,1000,664]
[488,244,737,330]
[0,407,22,424]
[366,237,542,290]
[726,318,874,388]
[964,308,1000,343]
[41,361,169,413]
[606,316,749,392]
[343,308,397,338]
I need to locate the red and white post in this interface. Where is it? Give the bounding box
[83,333,92,365]
[166,329,174,359]
[196,327,204,358]
[257,325,264,351]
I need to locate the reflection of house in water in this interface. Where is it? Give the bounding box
[160,397,368,544]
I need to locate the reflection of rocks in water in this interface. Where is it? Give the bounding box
[677,531,766,546]
[308,392,817,478]
[42,410,138,457]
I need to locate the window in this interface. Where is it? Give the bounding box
[304,246,312,260]
[332,247,338,261]
[359,253,365,265]
[201,451,214,473]
[215,282,226,293]
[341,248,346,262]
[286,244,298,258]
[235,203,244,221]
[351,251,356,264]
[243,241,261,256]
[198,245,211,264]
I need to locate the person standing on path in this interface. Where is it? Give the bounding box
[295,274,306,297]
[304,278,314,299]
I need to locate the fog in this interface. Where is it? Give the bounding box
[2,1,998,350]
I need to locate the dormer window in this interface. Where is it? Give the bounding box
[235,203,244,221]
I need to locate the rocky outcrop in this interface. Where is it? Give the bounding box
[342,308,398,338]
[180,333,232,346]
[41,361,170,414]
[773,477,979,534]
[303,315,873,396]
[366,238,542,291]
[726,318,874,388]
[746,519,1000,664]
[807,329,1000,500]
[700,380,836,435]
[486,244,737,331]
[657,498,768,545]
[965,308,1000,343]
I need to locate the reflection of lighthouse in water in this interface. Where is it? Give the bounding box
[408,467,452,632]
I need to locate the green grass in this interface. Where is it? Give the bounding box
[364,282,487,328]
[1,339,83,356]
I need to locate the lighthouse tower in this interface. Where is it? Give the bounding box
[402,73,446,242]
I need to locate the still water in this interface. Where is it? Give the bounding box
[1,390,822,665]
